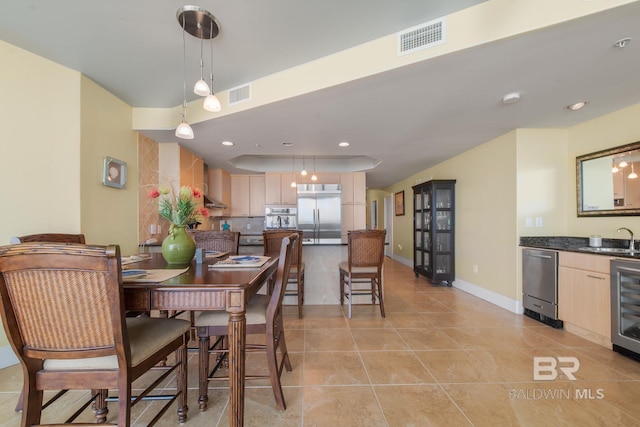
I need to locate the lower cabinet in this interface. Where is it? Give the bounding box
[558,251,611,347]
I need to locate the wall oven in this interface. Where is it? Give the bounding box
[611,259,640,359]
[264,207,297,229]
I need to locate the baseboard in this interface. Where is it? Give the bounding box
[0,345,18,369]
[452,278,523,315]
[391,254,412,268]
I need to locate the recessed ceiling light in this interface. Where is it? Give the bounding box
[567,101,588,111]
[221,141,234,146]
[338,141,350,147]
[281,142,294,147]
[502,92,521,104]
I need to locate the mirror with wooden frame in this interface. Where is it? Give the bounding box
[577,140,640,216]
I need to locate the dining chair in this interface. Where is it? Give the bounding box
[9,233,86,413]
[0,242,190,426]
[339,229,387,318]
[189,230,240,255]
[196,232,297,412]
[180,230,241,338]
[10,233,86,244]
[263,229,305,318]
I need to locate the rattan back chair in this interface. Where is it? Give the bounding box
[339,229,387,318]
[263,229,305,318]
[189,230,240,255]
[0,242,190,427]
[11,233,86,244]
[196,233,297,412]
[9,233,87,413]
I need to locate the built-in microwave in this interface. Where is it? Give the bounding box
[265,207,297,229]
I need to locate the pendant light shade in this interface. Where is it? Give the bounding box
[176,120,194,139]
[311,155,318,181]
[194,79,210,97]
[204,93,221,112]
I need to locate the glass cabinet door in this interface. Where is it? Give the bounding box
[412,180,455,286]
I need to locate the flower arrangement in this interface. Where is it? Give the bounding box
[148,185,210,228]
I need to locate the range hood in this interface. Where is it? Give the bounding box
[203,194,227,209]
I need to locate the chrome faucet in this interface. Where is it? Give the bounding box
[617,227,635,251]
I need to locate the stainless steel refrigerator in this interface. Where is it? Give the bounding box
[297,184,342,244]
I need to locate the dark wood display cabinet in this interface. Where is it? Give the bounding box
[412,180,456,286]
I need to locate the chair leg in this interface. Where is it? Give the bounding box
[339,270,345,306]
[347,278,353,319]
[297,274,304,318]
[266,324,288,410]
[22,375,43,427]
[94,389,108,423]
[198,331,211,412]
[376,277,386,318]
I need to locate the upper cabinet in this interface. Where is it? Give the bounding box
[230,175,265,216]
[265,172,297,205]
[340,172,366,205]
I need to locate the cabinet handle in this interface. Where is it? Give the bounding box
[587,274,605,280]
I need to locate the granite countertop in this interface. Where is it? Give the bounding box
[520,236,640,259]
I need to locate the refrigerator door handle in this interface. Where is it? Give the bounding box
[316,209,321,243]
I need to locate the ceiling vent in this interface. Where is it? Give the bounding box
[228,83,251,105]
[398,17,446,56]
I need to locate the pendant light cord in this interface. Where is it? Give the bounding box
[181,14,188,118]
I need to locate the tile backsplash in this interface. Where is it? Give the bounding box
[208,217,265,235]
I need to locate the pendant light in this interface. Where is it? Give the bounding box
[203,18,221,112]
[311,155,318,181]
[194,37,210,96]
[629,161,638,179]
[175,6,220,138]
[290,155,297,188]
[175,11,193,139]
[301,155,308,176]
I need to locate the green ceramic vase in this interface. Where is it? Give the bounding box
[161,225,196,265]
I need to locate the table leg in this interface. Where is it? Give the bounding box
[228,309,246,427]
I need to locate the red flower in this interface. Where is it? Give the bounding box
[192,187,203,198]
[199,207,210,218]
[148,188,161,199]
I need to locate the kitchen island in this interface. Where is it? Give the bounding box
[240,241,348,305]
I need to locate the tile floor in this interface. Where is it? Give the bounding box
[3,257,640,426]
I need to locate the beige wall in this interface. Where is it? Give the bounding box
[383,103,640,306]
[566,104,640,238]
[0,41,138,354]
[80,76,139,254]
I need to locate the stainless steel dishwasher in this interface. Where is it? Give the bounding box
[522,248,563,328]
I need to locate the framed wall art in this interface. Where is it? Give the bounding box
[103,156,127,189]
[395,191,405,216]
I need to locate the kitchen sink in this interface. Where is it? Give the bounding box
[578,247,635,254]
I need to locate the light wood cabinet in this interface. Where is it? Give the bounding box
[340,172,366,204]
[341,204,366,243]
[250,175,265,216]
[558,251,611,347]
[230,175,265,216]
[265,172,296,205]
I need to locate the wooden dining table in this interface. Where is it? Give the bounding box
[121,253,278,427]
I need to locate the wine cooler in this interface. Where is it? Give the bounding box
[611,259,640,360]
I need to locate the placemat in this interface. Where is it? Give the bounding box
[123,267,189,282]
[209,256,270,269]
